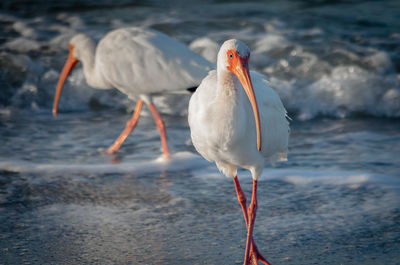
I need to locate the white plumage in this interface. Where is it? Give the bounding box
[188,39,289,265]
[53,27,213,157]
[189,40,289,180]
[83,27,213,95]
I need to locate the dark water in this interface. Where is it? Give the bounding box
[1,0,400,264]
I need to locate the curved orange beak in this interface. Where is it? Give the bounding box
[52,44,79,117]
[231,55,262,151]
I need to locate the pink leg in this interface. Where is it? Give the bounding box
[233,177,270,265]
[148,103,170,159]
[233,175,249,225]
[106,100,143,154]
[244,179,257,265]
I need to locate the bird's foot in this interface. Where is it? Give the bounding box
[106,145,118,155]
[162,150,170,159]
[106,138,126,155]
[247,243,270,265]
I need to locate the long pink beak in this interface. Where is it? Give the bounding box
[52,44,79,117]
[233,57,262,151]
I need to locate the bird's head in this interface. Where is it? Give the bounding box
[68,34,94,61]
[52,33,93,117]
[218,39,261,151]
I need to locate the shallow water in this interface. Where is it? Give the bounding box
[1,0,400,264]
[1,112,399,264]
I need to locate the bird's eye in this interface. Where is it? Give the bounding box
[229,53,233,59]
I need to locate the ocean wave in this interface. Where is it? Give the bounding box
[1,4,399,120]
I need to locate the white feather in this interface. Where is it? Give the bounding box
[70,27,214,100]
[188,40,289,180]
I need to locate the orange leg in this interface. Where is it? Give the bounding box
[148,103,170,159]
[233,175,249,225]
[106,100,143,154]
[233,177,270,265]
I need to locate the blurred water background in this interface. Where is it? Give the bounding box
[1,0,399,264]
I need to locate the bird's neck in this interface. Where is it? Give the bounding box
[216,69,239,100]
[80,43,111,90]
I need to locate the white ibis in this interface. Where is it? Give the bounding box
[53,27,213,158]
[188,39,289,265]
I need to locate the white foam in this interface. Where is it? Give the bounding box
[57,14,86,29]
[152,93,192,116]
[189,37,219,64]
[2,12,400,119]
[2,148,397,188]
[0,151,208,175]
[269,63,400,120]
[254,34,289,53]
[12,21,39,39]
[195,166,400,188]
[266,169,400,189]
[4,37,41,53]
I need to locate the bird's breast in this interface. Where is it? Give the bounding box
[191,91,260,167]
